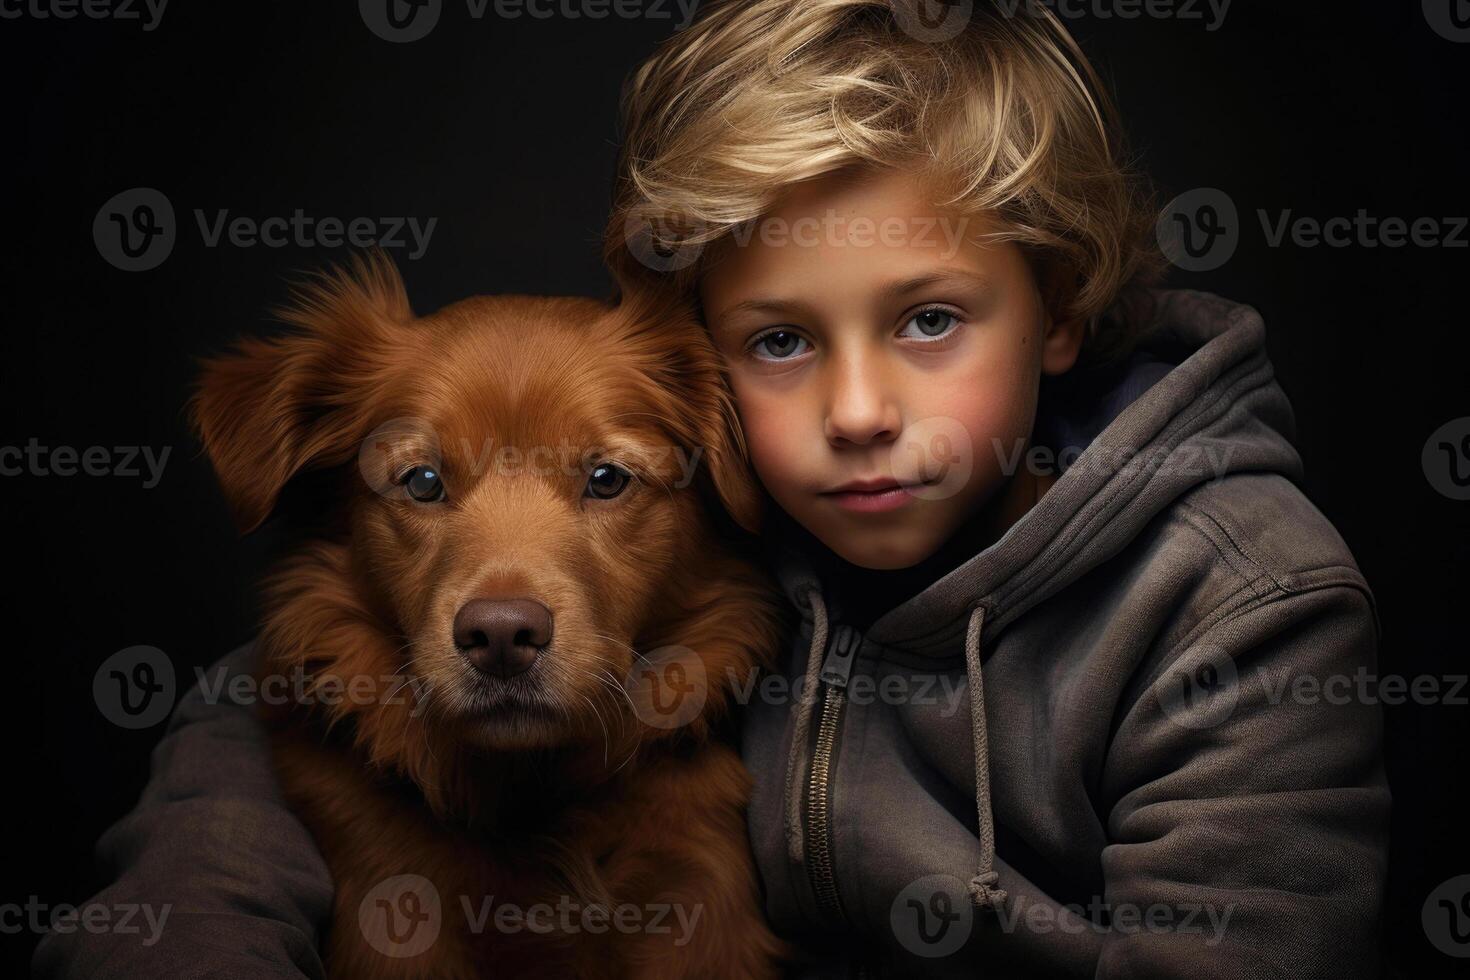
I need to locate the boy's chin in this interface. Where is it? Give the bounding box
[809,515,956,571]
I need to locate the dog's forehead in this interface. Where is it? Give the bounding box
[410,296,670,452]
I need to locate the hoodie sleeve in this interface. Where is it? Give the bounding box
[1096,582,1390,980]
[32,644,333,980]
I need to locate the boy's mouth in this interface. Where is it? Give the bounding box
[819,476,931,513]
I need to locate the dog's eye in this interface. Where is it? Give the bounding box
[402,465,446,503]
[584,463,631,500]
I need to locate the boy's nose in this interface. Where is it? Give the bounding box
[823,356,901,447]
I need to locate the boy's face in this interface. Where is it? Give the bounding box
[699,169,1085,570]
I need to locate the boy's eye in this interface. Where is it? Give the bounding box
[900,309,960,341]
[401,465,446,503]
[750,329,809,361]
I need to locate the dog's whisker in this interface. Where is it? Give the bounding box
[607,738,642,779]
[587,630,656,670]
[589,667,638,715]
[558,660,628,766]
[574,690,612,767]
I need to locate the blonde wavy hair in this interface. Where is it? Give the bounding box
[603,0,1165,361]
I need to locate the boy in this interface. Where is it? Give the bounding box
[36,1,1387,977]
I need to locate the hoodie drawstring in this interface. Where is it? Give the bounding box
[964,602,1007,912]
[781,590,1006,912]
[784,587,829,865]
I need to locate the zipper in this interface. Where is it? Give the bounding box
[805,621,861,927]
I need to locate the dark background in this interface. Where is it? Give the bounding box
[3,2,1466,976]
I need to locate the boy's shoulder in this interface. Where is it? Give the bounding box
[1133,470,1376,642]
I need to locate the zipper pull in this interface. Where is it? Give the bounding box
[819,623,861,689]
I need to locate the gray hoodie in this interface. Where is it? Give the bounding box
[741,289,1389,977]
[34,290,1387,979]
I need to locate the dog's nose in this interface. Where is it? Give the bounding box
[452,598,552,678]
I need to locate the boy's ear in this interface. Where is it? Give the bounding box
[611,291,764,535]
[190,251,412,533]
[1041,309,1087,376]
[1038,261,1088,376]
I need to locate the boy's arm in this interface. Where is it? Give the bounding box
[32,644,333,980]
[1098,583,1390,979]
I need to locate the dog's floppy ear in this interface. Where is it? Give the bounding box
[611,289,764,535]
[190,251,412,533]
[685,358,764,536]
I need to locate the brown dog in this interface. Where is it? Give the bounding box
[191,255,789,979]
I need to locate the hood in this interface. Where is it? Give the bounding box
[762,288,1305,915]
